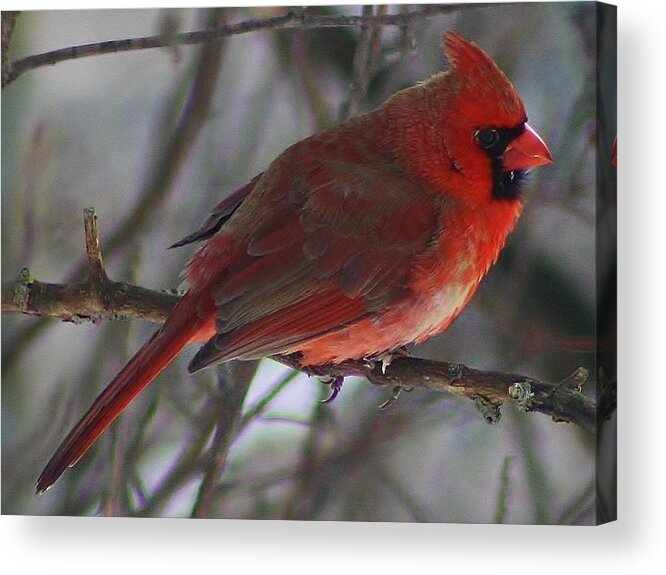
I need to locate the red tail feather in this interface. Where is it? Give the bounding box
[35,294,208,493]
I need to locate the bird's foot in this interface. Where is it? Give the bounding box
[378,384,413,410]
[363,346,412,374]
[319,375,345,404]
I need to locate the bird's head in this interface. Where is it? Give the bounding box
[437,31,552,202]
[385,32,552,205]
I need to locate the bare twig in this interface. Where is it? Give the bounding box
[555,479,596,525]
[239,369,301,429]
[191,360,258,518]
[345,5,384,119]
[492,456,512,524]
[132,390,230,517]
[97,9,227,270]
[369,458,431,522]
[513,412,551,523]
[215,406,400,508]
[289,29,334,131]
[280,391,328,520]
[83,206,109,287]
[2,5,492,87]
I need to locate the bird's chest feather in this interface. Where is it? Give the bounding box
[398,198,522,341]
[296,200,521,365]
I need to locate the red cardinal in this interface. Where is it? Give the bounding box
[36,32,552,493]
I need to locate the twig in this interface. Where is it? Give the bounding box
[83,206,109,287]
[345,5,383,119]
[2,5,492,87]
[239,369,301,429]
[191,360,257,518]
[492,456,512,524]
[214,417,375,506]
[280,389,329,520]
[132,390,228,517]
[289,28,334,131]
[555,479,596,525]
[97,10,227,271]
[513,410,552,523]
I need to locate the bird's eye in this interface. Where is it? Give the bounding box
[475,129,500,150]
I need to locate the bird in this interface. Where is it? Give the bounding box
[36,31,552,493]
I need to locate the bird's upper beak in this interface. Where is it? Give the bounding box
[502,123,553,172]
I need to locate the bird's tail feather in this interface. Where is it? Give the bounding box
[36,294,203,494]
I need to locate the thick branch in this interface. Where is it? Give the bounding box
[2,4,492,87]
[3,227,598,436]
[2,208,599,434]
[1,272,179,324]
[2,269,597,431]
[276,356,596,433]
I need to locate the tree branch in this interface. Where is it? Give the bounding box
[2,208,601,435]
[2,4,494,88]
[2,209,180,323]
[278,357,595,432]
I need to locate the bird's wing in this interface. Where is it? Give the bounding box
[169,174,263,249]
[187,140,440,370]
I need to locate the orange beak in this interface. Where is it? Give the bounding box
[502,123,553,172]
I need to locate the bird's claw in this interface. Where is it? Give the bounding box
[364,347,412,374]
[319,375,345,404]
[378,385,413,410]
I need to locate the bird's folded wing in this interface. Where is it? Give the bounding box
[185,142,440,370]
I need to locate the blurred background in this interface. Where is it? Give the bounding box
[1,3,615,523]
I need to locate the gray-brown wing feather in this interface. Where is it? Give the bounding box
[188,135,440,370]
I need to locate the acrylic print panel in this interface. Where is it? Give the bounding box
[1,3,616,523]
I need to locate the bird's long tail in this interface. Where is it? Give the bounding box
[36,292,208,493]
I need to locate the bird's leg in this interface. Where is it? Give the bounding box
[319,375,345,404]
[378,383,415,410]
[378,385,403,410]
[361,347,414,409]
[293,358,346,404]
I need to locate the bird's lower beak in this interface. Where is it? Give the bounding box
[502,123,553,171]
